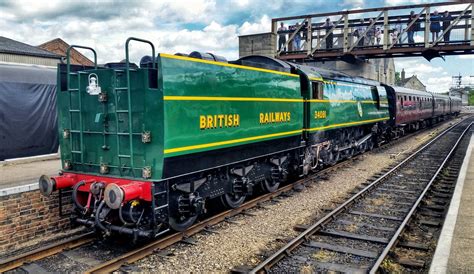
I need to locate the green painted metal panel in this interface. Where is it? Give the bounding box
[57,67,164,180]
[158,54,304,157]
[307,81,390,132]
[56,53,390,181]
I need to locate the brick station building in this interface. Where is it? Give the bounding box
[38,38,94,66]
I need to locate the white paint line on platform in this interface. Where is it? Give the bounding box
[0,153,59,166]
[0,183,38,197]
[429,133,474,274]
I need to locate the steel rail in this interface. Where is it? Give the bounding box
[0,138,365,274]
[1,118,460,273]
[0,231,95,272]
[369,121,474,273]
[250,118,469,273]
[84,166,340,273]
[85,117,465,274]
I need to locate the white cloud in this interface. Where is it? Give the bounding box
[342,0,365,8]
[238,15,271,35]
[0,0,471,77]
[384,0,425,6]
[0,0,244,62]
[395,58,451,93]
[230,0,250,8]
[458,55,474,59]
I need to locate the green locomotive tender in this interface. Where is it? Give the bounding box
[39,38,390,237]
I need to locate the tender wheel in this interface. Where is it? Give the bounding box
[261,179,279,193]
[169,214,198,231]
[220,193,246,209]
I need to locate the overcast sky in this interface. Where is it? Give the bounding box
[1,0,472,92]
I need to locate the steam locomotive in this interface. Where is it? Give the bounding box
[38,37,461,239]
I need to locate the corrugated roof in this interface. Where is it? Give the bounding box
[0,36,61,59]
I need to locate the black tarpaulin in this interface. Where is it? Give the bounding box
[0,63,58,160]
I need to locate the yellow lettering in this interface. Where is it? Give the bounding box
[259,112,291,125]
[199,113,240,130]
[200,115,206,129]
[314,110,327,119]
[233,114,239,127]
[207,116,213,129]
[218,115,224,127]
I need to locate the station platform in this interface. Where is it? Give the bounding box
[430,133,474,273]
[0,155,60,196]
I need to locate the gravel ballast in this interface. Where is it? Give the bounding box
[134,119,463,272]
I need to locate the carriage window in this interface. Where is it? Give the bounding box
[312,81,324,99]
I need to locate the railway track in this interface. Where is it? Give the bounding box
[84,117,467,273]
[0,232,95,272]
[0,146,359,273]
[250,118,473,273]
[0,117,465,273]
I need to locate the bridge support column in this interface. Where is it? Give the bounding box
[470,4,474,46]
[343,14,349,53]
[425,7,430,48]
[271,20,278,56]
[383,10,389,50]
[306,18,312,55]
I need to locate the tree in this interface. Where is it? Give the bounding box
[395,71,401,86]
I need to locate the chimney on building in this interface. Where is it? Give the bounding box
[401,68,405,82]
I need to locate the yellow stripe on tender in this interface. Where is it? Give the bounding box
[163,96,304,103]
[306,117,389,132]
[307,99,377,103]
[164,129,303,154]
[165,96,377,104]
[160,53,299,78]
[307,99,356,103]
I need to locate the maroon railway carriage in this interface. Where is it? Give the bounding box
[433,93,451,119]
[384,85,461,139]
[392,87,433,130]
[449,96,462,115]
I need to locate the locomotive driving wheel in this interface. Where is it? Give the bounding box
[168,192,203,231]
[220,193,246,208]
[169,214,198,232]
[261,179,279,193]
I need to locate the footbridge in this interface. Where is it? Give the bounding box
[271,2,473,63]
